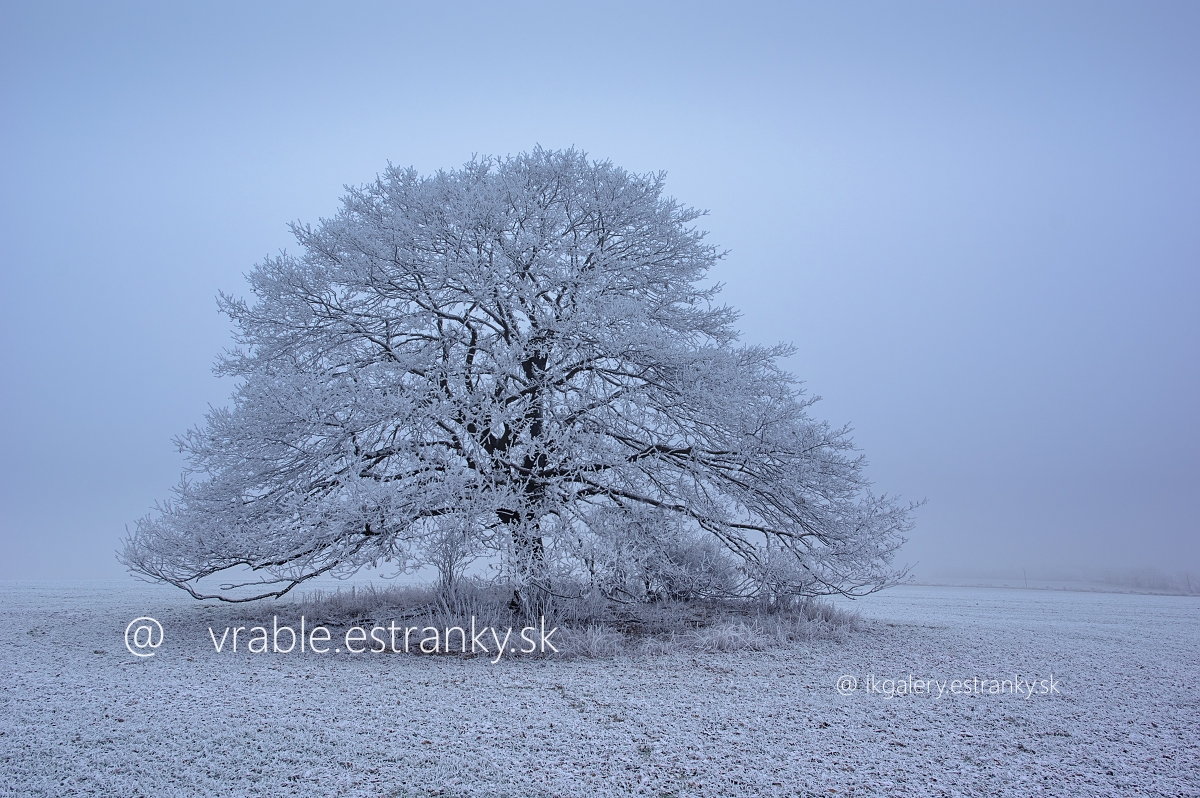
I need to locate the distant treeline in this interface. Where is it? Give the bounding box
[1096,568,1196,595]
[914,566,1197,595]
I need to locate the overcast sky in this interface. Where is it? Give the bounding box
[2,1,1197,582]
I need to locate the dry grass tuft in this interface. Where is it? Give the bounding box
[223,579,862,659]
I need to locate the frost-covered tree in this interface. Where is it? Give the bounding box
[122,148,912,603]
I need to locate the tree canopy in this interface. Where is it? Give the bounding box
[122,148,912,602]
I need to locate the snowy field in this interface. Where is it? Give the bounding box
[1,581,1197,797]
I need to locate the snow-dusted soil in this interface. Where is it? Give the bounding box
[1,581,1197,797]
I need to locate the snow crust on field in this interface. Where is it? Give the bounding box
[1,581,1197,797]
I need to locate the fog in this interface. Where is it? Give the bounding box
[1,1,1196,582]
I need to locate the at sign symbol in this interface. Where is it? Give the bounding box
[125,617,164,657]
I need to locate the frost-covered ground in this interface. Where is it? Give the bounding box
[1,581,1197,797]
